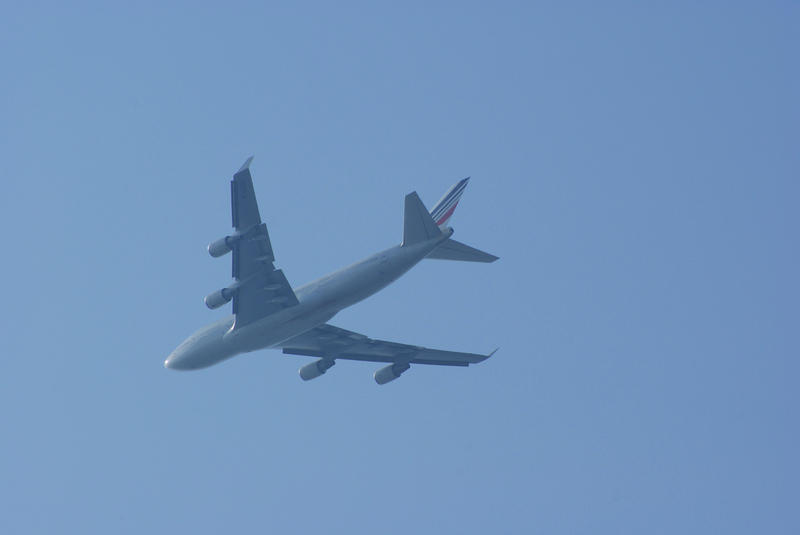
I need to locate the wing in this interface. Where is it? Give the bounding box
[228,158,298,327]
[280,323,494,367]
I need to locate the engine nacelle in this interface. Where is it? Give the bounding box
[204,287,235,309]
[207,234,240,258]
[374,363,411,385]
[299,359,335,381]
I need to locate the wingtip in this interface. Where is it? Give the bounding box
[238,156,254,173]
[487,347,499,359]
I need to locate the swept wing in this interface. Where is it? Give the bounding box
[280,323,494,367]
[207,157,299,327]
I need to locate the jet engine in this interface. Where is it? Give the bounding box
[207,234,240,258]
[299,358,335,381]
[374,363,411,385]
[204,286,237,309]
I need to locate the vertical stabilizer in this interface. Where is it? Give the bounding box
[430,177,469,228]
[403,192,442,246]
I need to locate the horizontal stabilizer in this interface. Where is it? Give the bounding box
[403,192,442,246]
[427,238,498,263]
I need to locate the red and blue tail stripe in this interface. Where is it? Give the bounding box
[430,177,469,227]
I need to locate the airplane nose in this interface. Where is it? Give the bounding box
[164,349,190,370]
[164,342,207,371]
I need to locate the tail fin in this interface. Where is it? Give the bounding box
[430,177,469,228]
[403,192,442,246]
[427,239,498,263]
[426,177,498,263]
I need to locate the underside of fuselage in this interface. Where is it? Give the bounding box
[165,238,444,370]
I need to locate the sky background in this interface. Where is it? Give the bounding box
[1,1,798,533]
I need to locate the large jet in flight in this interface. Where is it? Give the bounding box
[165,158,498,384]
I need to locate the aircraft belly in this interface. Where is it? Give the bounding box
[309,253,419,311]
[291,241,436,315]
[226,304,336,353]
[171,239,440,369]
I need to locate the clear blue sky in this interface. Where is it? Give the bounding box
[1,2,797,533]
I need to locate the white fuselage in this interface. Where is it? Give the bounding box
[165,230,452,370]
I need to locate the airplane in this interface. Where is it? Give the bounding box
[164,157,498,384]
